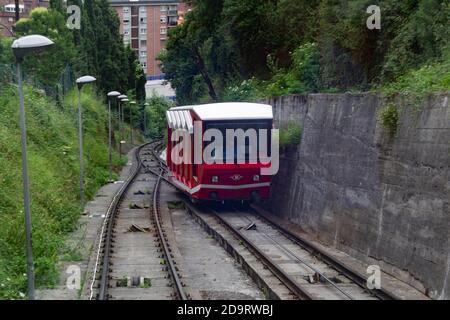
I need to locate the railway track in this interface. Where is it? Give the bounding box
[184,203,400,300]
[221,206,402,300]
[89,142,399,300]
[88,141,188,300]
[147,143,398,300]
[248,205,400,300]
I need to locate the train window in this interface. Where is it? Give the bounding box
[204,120,272,163]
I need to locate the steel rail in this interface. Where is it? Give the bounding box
[151,172,188,300]
[250,205,400,300]
[208,209,314,300]
[234,210,354,300]
[96,142,153,299]
[90,141,157,300]
[139,139,187,300]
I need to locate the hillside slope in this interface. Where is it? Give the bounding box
[0,85,128,298]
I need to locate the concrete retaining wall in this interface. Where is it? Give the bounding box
[265,93,450,299]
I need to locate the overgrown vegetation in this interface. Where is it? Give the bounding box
[279,122,302,148]
[379,104,399,138]
[0,85,127,298]
[380,46,450,107]
[144,95,174,139]
[159,0,449,103]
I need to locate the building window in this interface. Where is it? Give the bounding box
[160,15,167,24]
[168,16,177,26]
[123,7,130,13]
[139,6,146,12]
[141,62,147,68]
[140,40,147,47]
[140,28,147,35]
[140,17,147,24]
[160,27,167,35]
[161,5,168,12]
[124,30,130,36]
[123,18,130,25]
[140,51,147,57]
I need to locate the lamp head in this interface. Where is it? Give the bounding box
[108,91,121,98]
[12,35,54,62]
[76,75,96,89]
[121,98,130,102]
[118,95,127,100]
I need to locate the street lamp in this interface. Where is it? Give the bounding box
[144,102,149,136]
[107,91,121,182]
[76,75,97,211]
[144,102,149,137]
[117,95,127,159]
[11,34,54,300]
[129,101,136,145]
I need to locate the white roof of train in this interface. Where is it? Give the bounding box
[167,103,273,133]
[170,102,273,121]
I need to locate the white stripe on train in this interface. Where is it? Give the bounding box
[170,178,271,195]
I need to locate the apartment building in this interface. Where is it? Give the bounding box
[0,0,49,37]
[110,0,189,79]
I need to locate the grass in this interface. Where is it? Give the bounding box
[379,104,399,138]
[279,122,302,148]
[0,84,133,298]
[167,201,184,210]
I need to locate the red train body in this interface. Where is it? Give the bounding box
[166,103,273,202]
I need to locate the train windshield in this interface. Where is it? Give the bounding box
[204,120,272,163]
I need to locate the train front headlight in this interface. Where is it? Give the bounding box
[211,176,219,183]
[253,175,260,182]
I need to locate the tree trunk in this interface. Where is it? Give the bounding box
[14,0,20,22]
[193,46,218,102]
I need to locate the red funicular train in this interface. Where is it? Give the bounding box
[166,102,274,202]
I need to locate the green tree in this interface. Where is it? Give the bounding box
[14,7,76,87]
[144,95,173,138]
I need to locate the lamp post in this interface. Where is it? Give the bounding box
[12,34,54,300]
[129,101,136,145]
[117,95,127,159]
[76,75,97,211]
[107,91,121,182]
[144,102,149,137]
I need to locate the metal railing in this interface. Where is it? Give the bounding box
[0,63,75,102]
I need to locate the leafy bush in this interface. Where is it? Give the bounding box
[379,104,399,138]
[144,95,174,139]
[381,46,450,98]
[221,79,262,102]
[260,43,321,98]
[279,122,302,148]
